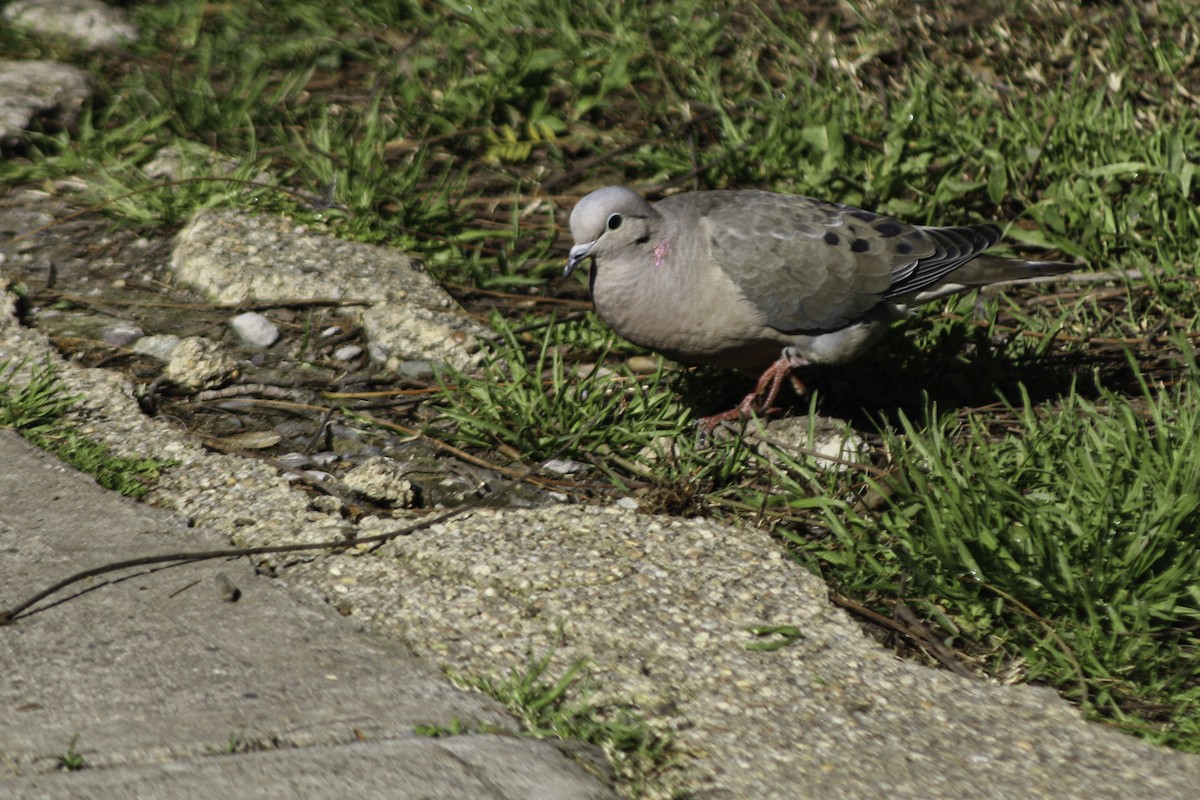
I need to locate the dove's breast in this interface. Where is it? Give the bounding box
[589,227,803,370]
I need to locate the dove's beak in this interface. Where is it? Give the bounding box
[564,242,594,279]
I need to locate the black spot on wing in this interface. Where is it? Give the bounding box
[686,190,908,331]
[874,220,903,237]
[850,238,870,253]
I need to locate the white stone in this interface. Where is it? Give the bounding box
[100,322,143,347]
[132,334,182,361]
[0,60,89,140]
[4,0,137,50]
[229,311,279,348]
[333,344,364,361]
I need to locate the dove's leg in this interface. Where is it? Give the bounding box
[697,352,809,435]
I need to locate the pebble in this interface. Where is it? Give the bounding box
[229,311,280,348]
[100,322,143,347]
[333,344,363,361]
[132,334,182,361]
[542,458,588,475]
[626,355,661,374]
[398,359,436,382]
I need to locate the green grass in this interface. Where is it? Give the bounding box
[4,0,1200,767]
[413,717,473,738]
[0,360,170,498]
[432,312,692,459]
[796,354,1200,748]
[53,733,86,772]
[455,650,684,799]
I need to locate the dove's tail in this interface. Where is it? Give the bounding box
[903,255,1075,305]
[951,255,1076,286]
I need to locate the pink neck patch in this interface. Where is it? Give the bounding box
[653,239,671,267]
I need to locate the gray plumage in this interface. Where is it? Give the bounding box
[564,186,1073,375]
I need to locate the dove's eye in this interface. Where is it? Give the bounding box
[606,213,623,231]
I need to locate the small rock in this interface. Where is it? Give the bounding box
[285,469,333,484]
[3,0,138,49]
[343,445,382,462]
[397,359,436,382]
[132,334,182,361]
[0,60,89,141]
[100,322,143,347]
[333,344,363,361]
[53,176,89,193]
[163,336,238,389]
[343,456,415,507]
[425,474,488,508]
[754,416,869,473]
[229,311,279,348]
[275,452,312,469]
[636,435,682,464]
[573,363,615,380]
[143,142,265,182]
[542,458,588,476]
[309,495,342,514]
[626,355,661,374]
[310,452,340,468]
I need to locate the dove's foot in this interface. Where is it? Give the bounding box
[696,356,808,440]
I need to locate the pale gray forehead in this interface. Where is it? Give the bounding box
[569,186,648,241]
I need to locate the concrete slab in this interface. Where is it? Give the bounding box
[6,738,610,800]
[0,431,611,799]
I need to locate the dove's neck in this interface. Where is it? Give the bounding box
[591,234,678,343]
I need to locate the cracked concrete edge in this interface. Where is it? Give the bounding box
[169,209,488,372]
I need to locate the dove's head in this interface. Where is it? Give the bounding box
[564,187,658,278]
